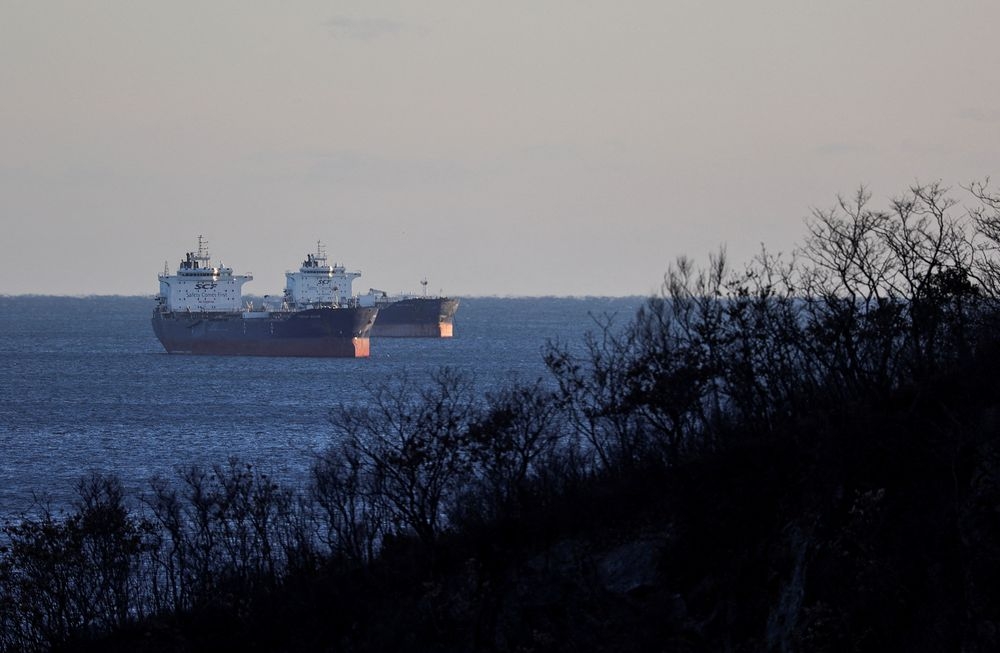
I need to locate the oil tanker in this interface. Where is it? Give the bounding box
[293,248,460,338]
[151,238,377,357]
[366,290,460,338]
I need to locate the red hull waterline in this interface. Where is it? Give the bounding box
[371,322,453,338]
[157,336,370,358]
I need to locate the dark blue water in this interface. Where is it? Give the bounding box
[0,295,642,518]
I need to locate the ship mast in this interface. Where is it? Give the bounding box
[195,235,212,268]
[421,277,428,297]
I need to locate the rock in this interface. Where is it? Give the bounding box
[598,538,665,595]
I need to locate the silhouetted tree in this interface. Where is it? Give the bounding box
[462,380,563,520]
[0,475,154,651]
[311,442,386,566]
[327,368,479,547]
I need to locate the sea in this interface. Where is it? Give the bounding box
[0,295,644,521]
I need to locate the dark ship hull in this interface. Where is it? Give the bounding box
[370,297,460,338]
[152,307,378,357]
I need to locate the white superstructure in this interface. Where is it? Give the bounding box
[156,236,252,313]
[284,242,361,308]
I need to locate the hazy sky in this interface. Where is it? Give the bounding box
[2,1,999,296]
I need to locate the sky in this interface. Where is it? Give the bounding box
[1,1,999,297]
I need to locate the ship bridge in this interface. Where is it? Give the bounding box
[157,236,252,313]
[284,241,360,308]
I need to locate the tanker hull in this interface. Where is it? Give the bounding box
[371,297,460,338]
[152,307,377,357]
